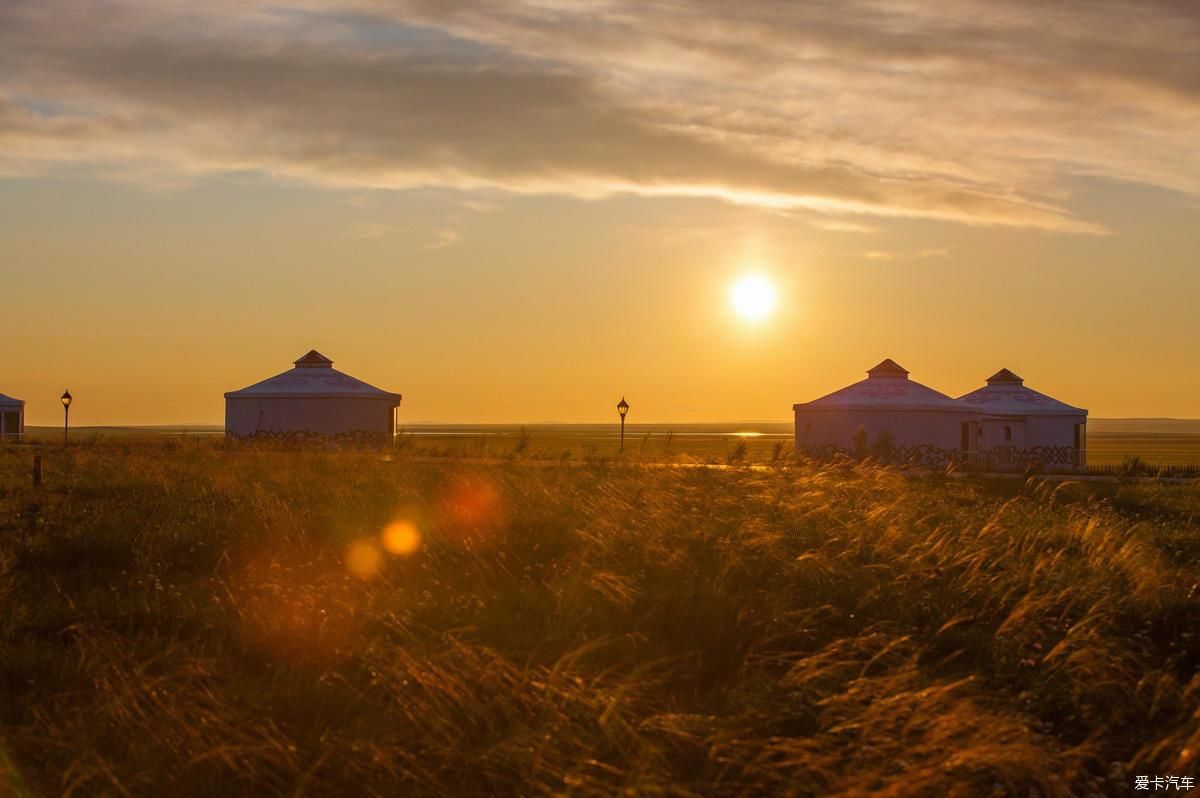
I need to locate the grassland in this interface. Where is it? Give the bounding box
[3,440,1200,796]
[1085,434,1200,467]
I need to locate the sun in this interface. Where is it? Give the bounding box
[731,275,777,321]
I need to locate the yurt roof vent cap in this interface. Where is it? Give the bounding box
[866,358,909,380]
[986,368,1024,386]
[294,350,334,369]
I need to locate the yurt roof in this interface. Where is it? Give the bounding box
[794,359,975,413]
[0,393,24,407]
[957,369,1085,416]
[224,351,401,401]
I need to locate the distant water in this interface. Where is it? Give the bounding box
[401,422,795,440]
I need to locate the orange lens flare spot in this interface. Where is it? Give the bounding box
[382,520,422,556]
[344,539,383,579]
[436,475,509,546]
[443,479,502,526]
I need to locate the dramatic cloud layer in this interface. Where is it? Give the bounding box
[2,0,1197,230]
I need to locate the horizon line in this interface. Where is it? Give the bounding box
[20,416,1200,430]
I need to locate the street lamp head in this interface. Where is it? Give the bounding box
[617,397,629,418]
[61,390,72,408]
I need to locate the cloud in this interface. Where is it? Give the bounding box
[812,219,878,234]
[346,222,398,240]
[864,245,954,261]
[2,0,1197,231]
[425,228,461,250]
[918,247,953,259]
[458,197,503,214]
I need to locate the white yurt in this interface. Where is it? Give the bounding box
[957,369,1087,468]
[794,359,980,465]
[225,351,401,444]
[0,393,23,440]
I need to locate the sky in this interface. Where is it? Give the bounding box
[3,0,1199,425]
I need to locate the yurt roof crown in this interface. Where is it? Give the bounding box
[957,368,1085,416]
[795,359,974,413]
[224,351,401,401]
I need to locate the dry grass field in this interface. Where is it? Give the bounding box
[3,440,1200,796]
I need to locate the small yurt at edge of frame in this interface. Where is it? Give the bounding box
[0,394,23,440]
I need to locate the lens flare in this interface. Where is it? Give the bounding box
[345,539,383,579]
[382,520,422,556]
[233,550,363,665]
[437,475,507,545]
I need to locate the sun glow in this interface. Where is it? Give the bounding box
[731,275,777,322]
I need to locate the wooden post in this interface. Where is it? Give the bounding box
[33,455,42,488]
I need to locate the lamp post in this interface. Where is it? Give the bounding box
[616,397,629,452]
[61,390,72,446]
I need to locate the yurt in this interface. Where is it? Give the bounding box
[225,351,401,445]
[957,369,1087,468]
[0,394,23,440]
[794,359,979,465]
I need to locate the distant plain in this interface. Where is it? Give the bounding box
[18,419,1200,465]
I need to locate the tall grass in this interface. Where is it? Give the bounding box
[2,441,1199,795]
